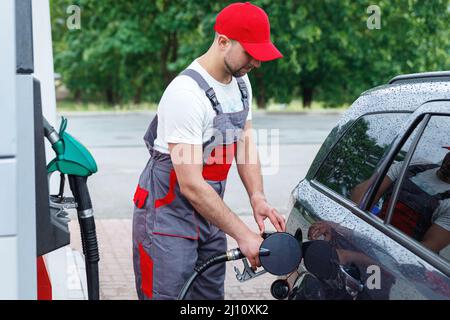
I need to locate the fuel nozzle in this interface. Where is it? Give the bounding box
[226,247,271,261]
[225,231,275,262]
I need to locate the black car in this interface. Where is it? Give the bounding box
[284,71,450,300]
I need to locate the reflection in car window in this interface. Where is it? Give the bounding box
[315,113,408,201]
[375,116,450,261]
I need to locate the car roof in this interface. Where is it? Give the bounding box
[305,72,450,180]
[388,71,450,84]
[339,71,450,126]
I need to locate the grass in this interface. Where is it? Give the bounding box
[56,99,348,113]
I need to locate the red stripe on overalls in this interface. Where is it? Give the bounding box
[154,143,236,208]
[202,143,237,181]
[138,243,153,299]
[153,167,200,239]
[154,169,178,208]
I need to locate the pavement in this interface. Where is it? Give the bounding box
[68,216,281,300]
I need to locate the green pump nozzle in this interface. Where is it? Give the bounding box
[43,115,100,300]
[43,116,97,176]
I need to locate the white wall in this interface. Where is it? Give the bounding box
[0,0,19,300]
[32,0,68,300]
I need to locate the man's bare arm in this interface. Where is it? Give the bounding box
[235,121,264,202]
[235,121,285,232]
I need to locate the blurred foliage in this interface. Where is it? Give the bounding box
[316,117,388,198]
[50,0,450,108]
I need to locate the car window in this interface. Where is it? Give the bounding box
[374,116,450,262]
[315,113,409,201]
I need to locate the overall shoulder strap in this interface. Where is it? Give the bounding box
[180,69,222,114]
[236,77,249,110]
[143,114,158,156]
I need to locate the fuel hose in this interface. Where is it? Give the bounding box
[68,175,100,300]
[177,248,244,300]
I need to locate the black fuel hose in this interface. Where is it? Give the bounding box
[69,175,100,300]
[177,248,244,300]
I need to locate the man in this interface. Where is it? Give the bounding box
[351,149,450,253]
[132,2,286,300]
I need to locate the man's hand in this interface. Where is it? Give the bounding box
[236,230,264,270]
[251,192,286,234]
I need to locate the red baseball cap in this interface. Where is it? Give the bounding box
[214,2,283,62]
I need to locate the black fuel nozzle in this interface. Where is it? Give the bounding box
[225,247,271,262]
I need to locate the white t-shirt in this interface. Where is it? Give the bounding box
[387,161,450,232]
[153,59,253,154]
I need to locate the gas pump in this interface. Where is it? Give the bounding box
[43,117,100,300]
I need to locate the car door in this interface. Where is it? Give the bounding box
[318,101,450,299]
[287,112,413,295]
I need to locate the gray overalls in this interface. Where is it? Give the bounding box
[132,69,249,300]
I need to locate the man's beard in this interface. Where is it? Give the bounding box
[224,59,250,78]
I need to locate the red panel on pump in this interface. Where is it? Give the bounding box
[37,256,52,300]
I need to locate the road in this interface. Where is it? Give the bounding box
[58,111,342,219]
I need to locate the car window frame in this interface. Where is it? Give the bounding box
[311,101,450,277]
[382,114,431,224]
[310,111,412,181]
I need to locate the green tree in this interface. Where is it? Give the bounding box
[251,0,449,108]
[51,0,221,104]
[51,0,450,108]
